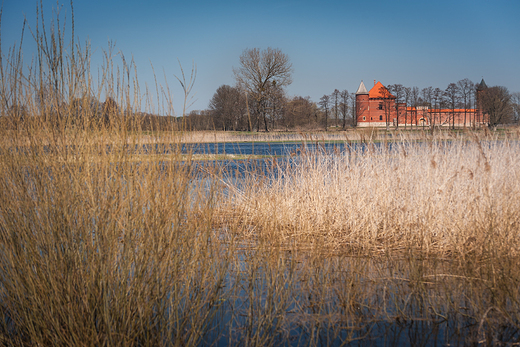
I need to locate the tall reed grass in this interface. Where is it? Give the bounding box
[210,130,520,345]
[2,3,520,345]
[221,133,520,258]
[0,4,232,345]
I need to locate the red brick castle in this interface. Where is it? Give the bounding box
[355,80,488,128]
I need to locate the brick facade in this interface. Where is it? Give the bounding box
[355,80,488,128]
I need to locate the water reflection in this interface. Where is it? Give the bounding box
[143,141,358,156]
[106,141,520,345]
[204,253,520,346]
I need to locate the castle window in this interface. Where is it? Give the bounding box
[378,103,383,110]
[379,115,383,121]
[362,116,366,121]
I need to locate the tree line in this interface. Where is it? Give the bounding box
[384,79,517,129]
[9,46,516,132]
[184,47,520,132]
[187,47,356,131]
[2,93,179,132]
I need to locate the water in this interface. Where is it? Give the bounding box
[201,253,520,346]
[136,141,356,157]
[171,141,520,346]
[9,140,517,345]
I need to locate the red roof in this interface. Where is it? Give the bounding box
[369,81,395,99]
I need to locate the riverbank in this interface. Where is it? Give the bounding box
[136,126,520,144]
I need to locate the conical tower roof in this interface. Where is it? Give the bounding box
[477,78,488,91]
[356,80,369,95]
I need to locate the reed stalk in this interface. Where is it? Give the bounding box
[2,3,520,345]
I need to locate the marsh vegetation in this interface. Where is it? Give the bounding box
[2,4,520,346]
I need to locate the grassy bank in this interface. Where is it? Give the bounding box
[120,126,520,145]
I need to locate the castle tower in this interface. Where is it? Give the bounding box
[355,81,369,126]
[476,78,487,125]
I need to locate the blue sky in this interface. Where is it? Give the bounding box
[2,0,519,114]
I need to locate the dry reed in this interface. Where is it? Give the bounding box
[219,133,520,258]
[2,3,520,345]
[0,4,232,345]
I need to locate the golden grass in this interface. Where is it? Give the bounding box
[2,3,520,345]
[218,132,520,258]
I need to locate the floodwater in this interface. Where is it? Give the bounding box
[139,141,356,157]
[16,140,516,346]
[165,141,520,346]
[199,253,520,346]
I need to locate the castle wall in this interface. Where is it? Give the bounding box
[403,108,481,127]
[355,81,488,128]
[356,97,399,126]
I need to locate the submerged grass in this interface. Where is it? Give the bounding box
[2,3,520,346]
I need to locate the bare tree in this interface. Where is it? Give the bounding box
[421,86,433,130]
[340,90,350,129]
[209,85,247,131]
[421,87,433,106]
[411,87,420,128]
[188,110,213,130]
[285,96,318,129]
[102,97,120,127]
[480,85,514,128]
[233,48,292,132]
[404,87,411,129]
[319,94,331,131]
[457,78,474,128]
[512,92,520,124]
[350,92,357,127]
[445,83,459,129]
[432,88,443,128]
[331,89,340,129]
[389,84,404,128]
[71,95,103,128]
[265,81,286,130]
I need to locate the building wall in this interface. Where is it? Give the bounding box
[405,108,480,127]
[356,94,369,125]
[357,97,399,127]
[356,81,488,128]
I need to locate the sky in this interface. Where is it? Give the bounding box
[2,0,519,115]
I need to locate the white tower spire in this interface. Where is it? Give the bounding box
[356,80,369,95]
